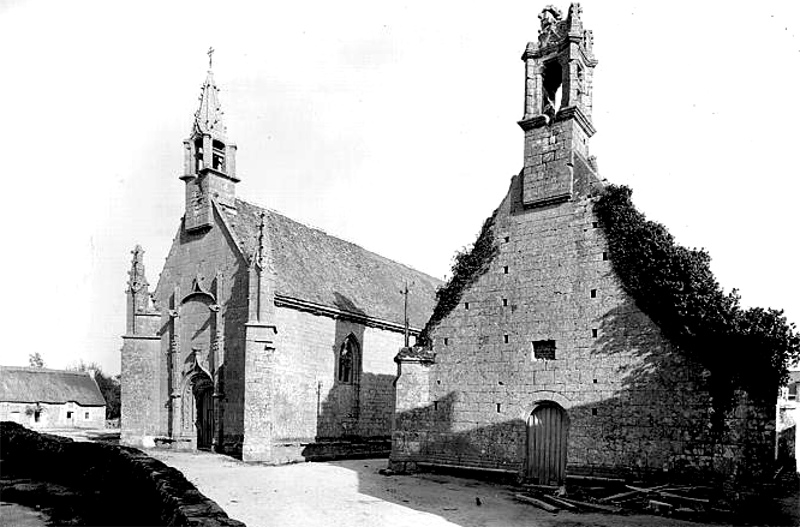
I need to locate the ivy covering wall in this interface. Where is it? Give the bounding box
[417,211,499,347]
[594,185,800,407]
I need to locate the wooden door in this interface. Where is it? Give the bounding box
[526,403,568,485]
[195,387,214,450]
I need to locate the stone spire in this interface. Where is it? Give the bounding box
[193,68,227,139]
[181,48,239,231]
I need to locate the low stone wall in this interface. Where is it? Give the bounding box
[0,421,245,526]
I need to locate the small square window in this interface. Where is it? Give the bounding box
[592,221,598,228]
[502,298,508,307]
[85,412,90,420]
[591,408,598,416]
[532,340,556,360]
[504,236,510,243]
[503,266,509,274]
[66,411,73,419]
[591,289,597,298]
[602,252,608,261]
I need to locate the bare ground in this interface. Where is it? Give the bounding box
[147,450,778,527]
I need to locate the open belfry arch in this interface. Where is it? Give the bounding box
[120,54,441,461]
[390,3,775,485]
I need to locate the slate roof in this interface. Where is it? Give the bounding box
[220,198,442,328]
[0,367,106,406]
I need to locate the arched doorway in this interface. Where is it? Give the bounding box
[526,402,568,485]
[192,375,214,450]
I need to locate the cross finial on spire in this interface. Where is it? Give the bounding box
[207,46,215,69]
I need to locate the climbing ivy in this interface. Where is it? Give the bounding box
[594,185,800,406]
[418,211,499,347]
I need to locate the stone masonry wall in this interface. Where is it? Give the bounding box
[122,206,249,454]
[242,306,401,463]
[0,402,105,430]
[391,174,775,483]
[0,422,244,526]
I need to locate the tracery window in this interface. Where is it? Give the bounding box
[338,335,360,384]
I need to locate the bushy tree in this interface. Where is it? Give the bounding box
[67,360,121,420]
[28,352,44,368]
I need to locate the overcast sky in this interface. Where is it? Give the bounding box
[1,0,798,375]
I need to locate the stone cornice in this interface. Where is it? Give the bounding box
[198,166,240,183]
[274,294,421,335]
[518,106,596,137]
[122,334,161,340]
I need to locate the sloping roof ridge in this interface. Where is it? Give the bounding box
[0,366,91,375]
[211,200,249,262]
[236,197,440,281]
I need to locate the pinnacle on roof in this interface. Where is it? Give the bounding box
[193,47,227,138]
[127,244,149,294]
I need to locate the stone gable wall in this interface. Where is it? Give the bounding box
[122,207,249,453]
[391,176,775,483]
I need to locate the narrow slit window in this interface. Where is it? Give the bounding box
[443,337,449,346]
[496,403,502,413]
[592,408,598,416]
[591,289,597,298]
[465,302,470,310]
[502,298,508,307]
[504,334,509,344]
[602,252,608,261]
[434,401,439,411]
[503,266,509,274]
[592,328,598,338]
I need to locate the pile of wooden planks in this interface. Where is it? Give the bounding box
[513,478,731,519]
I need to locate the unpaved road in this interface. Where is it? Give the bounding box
[149,450,756,527]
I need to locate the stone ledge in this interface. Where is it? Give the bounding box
[0,421,245,526]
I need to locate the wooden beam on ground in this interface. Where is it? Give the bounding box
[514,493,560,513]
[538,495,580,511]
[555,496,620,513]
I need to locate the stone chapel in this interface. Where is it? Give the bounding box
[121,64,441,462]
[390,3,775,485]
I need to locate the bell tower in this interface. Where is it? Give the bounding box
[518,3,598,208]
[181,48,239,232]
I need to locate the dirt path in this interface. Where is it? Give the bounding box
[150,451,743,527]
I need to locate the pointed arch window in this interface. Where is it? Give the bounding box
[338,335,360,384]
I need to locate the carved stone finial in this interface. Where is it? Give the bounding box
[538,5,565,47]
[127,244,149,294]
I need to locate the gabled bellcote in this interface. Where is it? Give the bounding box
[181,52,239,232]
[518,3,598,208]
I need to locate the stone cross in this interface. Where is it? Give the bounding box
[207,46,215,69]
[400,281,414,347]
